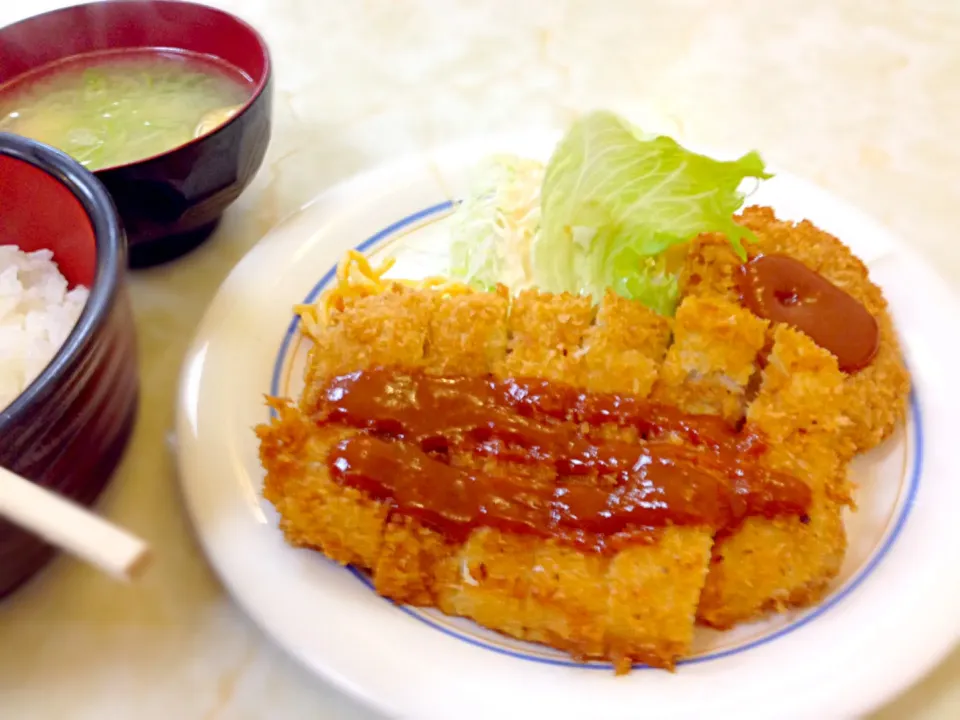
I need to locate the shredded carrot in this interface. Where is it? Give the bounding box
[295,250,471,340]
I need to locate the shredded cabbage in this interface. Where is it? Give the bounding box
[448,155,543,292]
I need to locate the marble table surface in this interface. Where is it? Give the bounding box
[1,1,958,717]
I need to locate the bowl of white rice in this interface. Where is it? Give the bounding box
[0,131,138,597]
[0,246,90,411]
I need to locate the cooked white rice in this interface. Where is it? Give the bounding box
[0,245,89,412]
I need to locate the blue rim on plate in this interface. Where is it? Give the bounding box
[269,200,923,670]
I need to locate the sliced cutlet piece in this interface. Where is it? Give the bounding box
[736,205,910,453]
[370,452,605,658]
[606,528,714,672]
[259,403,389,568]
[301,287,435,412]
[438,527,541,644]
[423,287,509,376]
[433,456,558,645]
[679,232,742,304]
[373,289,511,605]
[497,289,594,385]
[525,541,610,659]
[697,452,846,629]
[743,321,855,467]
[651,295,768,423]
[581,290,672,397]
[697,325,849,628]
[588,297,716,670]
[373,514,459,606]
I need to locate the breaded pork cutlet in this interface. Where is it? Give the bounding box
[263,286,719,671]
[262,210,910,669]
[681,205,910,454]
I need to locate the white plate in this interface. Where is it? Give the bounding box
[176,134,960,719]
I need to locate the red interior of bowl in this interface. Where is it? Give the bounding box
[0,155,96,287]
[0,1,269,94]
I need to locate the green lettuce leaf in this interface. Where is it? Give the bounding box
[532,110,771,315]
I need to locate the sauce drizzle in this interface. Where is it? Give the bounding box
[319,368,812,552]
[737,254,879,372]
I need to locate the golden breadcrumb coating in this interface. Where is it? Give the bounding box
[425,288,509,376]
[605,529,713,672]
[260,418,388,568]
[497,289,595,384]
[582,290,672,397]
[651,295,768,423]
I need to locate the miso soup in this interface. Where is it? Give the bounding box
[0,49,252,171]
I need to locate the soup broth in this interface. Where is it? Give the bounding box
[0,49,251,171]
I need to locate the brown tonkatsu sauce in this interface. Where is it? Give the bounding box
[737,254,879,372]
[319,368,811,553]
